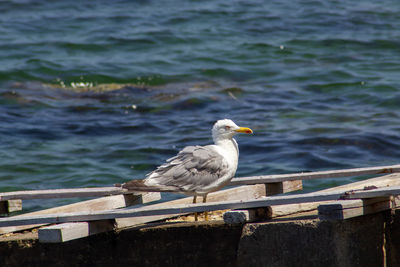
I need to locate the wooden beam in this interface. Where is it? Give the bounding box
[0,179,300,201]
[265,180,302,196]
[0,200,22,214]
[38,220,115,243]
[318,196,400,220]
[343,186,400,199]
[267,173,400,218]
[230,164,400,185]
[0,192,160,235]
[0,187,130,201]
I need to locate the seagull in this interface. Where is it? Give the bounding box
[119,119,253,220]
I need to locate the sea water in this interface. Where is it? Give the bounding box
[1,0,400,210]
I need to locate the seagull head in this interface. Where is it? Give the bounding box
[212,119,253,142]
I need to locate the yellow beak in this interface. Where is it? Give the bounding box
[235,127,253,134]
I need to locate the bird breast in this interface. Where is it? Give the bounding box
[214,138,239,174]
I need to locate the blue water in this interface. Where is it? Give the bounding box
[2,0,400,211]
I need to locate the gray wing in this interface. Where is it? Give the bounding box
[144,145,231,193]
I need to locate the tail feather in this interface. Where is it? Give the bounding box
[117,179,178,193]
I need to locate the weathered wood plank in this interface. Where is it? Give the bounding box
[265,180,302,196]
[343,187,400,199]
[318,197,399,220]
[0,179,299,201]
[0,192,160,234]
[0,200,22,214]
[267,173,400,218]
[0,187,128,201]
[38,220,115,243]
[230,164,400,185]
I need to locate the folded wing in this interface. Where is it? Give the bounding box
[122,145,231,194]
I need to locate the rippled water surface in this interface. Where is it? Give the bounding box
[2,0,400,211]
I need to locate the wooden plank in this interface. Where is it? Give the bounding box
[0,180,301,202]
[0,200,22,214]
[230,164,400,185]
[0,179,299,201]
[0,187,129,201]
[265,180,302,196]
[318,197,399,220]
[343,186,400,199]
[38,220,114,243]
[267,173,400,218]
[0,192,160,234]
[7,200,22,213]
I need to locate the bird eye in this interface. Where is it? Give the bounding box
[225,126,231,130]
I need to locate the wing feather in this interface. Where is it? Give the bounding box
[143,145,231,193]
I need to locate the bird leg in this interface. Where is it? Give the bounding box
[203,194,208,221]
[193,195,198,221]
